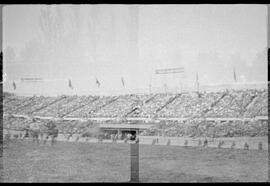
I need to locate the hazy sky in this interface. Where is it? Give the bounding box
[3,5,268,95]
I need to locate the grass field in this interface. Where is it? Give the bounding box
[1,139,268,182]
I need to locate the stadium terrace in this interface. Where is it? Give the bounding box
[3,87,268,140]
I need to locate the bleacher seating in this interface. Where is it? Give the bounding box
[3,88,268,138]
[3,89,268,118]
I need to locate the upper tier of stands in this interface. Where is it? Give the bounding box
[3,88,268,119]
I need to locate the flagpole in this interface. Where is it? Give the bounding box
[233,66,237,83]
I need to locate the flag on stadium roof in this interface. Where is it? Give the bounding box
[12,81,16,90]
[121,76,125,87]
[96,78,100,87]
[233,67,237,82]
[68,79,73,89]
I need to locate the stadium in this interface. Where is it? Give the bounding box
[1,5,269,182]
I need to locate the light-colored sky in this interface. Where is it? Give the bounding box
[3,5,268,96]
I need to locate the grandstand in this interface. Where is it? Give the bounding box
[3,86,268,140]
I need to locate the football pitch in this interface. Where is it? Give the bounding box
[1,140,268,182]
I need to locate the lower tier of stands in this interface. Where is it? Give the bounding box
[3,115,267,138]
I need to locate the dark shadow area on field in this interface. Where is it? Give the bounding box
[130,143,139,182]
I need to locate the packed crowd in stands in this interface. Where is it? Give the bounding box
[3,116,31,131]
[140,119,268,138]
[33,96,78,117]
[3,89,267,119]
[3,96,32,114]
[4,116,268,139]
[3,88,268,139]
[244,89,268,117]
[92,94,151,118]
[157,92,222,118]
[55,96,95,117]
[128,93,174,118]
[205,90,256,118]
[67,96,117,118]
